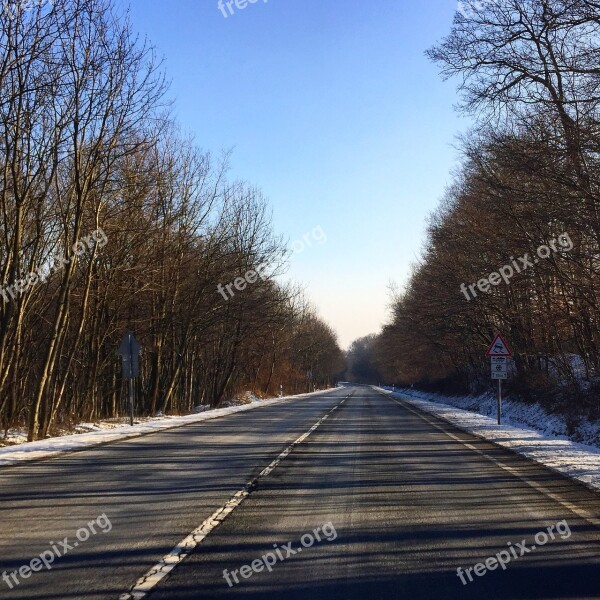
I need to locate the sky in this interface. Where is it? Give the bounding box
[119,0,470,349]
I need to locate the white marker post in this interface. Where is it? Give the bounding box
[486,335,512,425]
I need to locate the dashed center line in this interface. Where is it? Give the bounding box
[119,393,351,600]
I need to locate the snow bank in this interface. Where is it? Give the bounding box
[388,387,600,446]
[0,389,334,469]
[377,387,600,493]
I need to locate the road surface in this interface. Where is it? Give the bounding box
[1,386,599,599]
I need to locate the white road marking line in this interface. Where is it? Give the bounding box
[119,393,351,600]
[380,390,600,529]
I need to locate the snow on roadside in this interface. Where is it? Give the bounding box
[389,388,580,441]
[376,387,600,493]
[0,389,335,469]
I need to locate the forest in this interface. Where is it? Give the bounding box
[356,0,600,421]
[0,0,344,441]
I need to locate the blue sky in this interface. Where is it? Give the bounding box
[120,0,469,348]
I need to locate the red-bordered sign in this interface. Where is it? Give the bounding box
[486,334,512,357]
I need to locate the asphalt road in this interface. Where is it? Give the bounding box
[1,387,600,599]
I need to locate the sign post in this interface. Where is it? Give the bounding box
[486,335,512,425]
[118,331,141,426]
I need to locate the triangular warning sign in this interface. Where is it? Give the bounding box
[486,334,512,357]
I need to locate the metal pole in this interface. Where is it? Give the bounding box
[128,332,134,426]
[129,379,134,426]
[497,378,502,425]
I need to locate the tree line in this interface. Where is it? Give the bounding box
[365,0,600,421]
[0,0,344,441]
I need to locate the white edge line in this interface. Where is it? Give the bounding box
[0,389,341,469]
[377,388,600,529]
